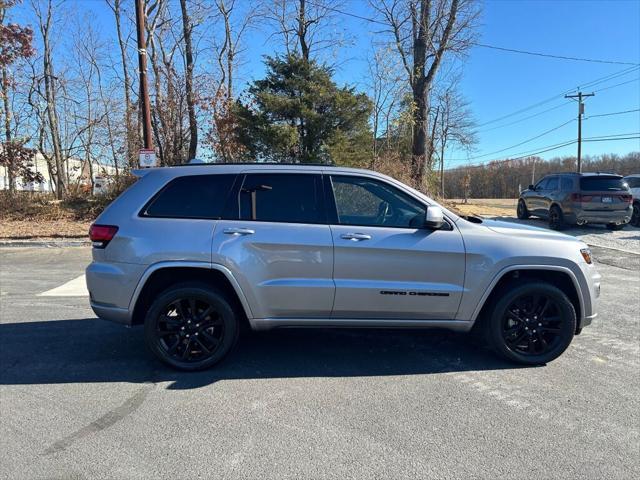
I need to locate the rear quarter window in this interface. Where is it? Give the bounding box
[142,174,236,219]
[580,177,627,192]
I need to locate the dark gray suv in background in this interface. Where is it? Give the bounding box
[517,172,633,230]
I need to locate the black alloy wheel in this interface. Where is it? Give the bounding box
[517,200,530,220]
[486,282,576,365]
[548,205,564,230]
[144,283,239,370]
[501,294,563,356]
[631,203,640,227]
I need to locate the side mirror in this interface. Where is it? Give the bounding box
[424,206,444,229]
[528,184,535,191]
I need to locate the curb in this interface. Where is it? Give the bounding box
[0,239,90,248]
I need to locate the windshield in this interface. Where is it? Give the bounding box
[580,176,628,191]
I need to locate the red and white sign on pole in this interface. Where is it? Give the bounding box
[139,148,157,168]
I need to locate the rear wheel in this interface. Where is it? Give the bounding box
[548,205,564,230]
[517,199,530,219]
[485,282,576,365]
[144,282,239,371]
[606,223,624,231]
[630,202,639,226]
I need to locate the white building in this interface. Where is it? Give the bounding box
[0,152,117,192]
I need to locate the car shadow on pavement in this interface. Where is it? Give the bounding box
[0,318,527,390]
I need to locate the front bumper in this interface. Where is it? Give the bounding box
[90,301,132,325]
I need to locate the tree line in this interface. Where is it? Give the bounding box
[444,152,640,199]
[1,0,482,199]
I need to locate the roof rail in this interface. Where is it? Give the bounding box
[172,161,338,167]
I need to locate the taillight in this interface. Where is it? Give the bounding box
[621,194,632,204]
[89,224,119,248]
[570,193,592,202]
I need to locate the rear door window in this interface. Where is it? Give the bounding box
[143,174,236,219]
[545,176,559,191]
[561,177,573,191]
[580,177,627,191]
[238,173,324,224]
[624,177,640,188]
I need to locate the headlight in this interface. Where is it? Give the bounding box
[580,248,592,264]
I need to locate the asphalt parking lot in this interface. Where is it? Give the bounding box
[1,245,639,479]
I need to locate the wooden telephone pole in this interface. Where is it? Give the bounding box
[565,91,594,173]
[135,0,154,155]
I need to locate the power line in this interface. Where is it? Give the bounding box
[585,108,640,120]
[476,66,639,127]
[594,77,639,93]
[306,1,640,66]
[461,118,576,161]
[477,101,573,133]
[449,135,639,170]
[472,43,640,66]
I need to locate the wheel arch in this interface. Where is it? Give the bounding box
[129,262,253,326]
[472,266,584,333]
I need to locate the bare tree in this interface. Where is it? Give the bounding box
[367,45,406,167]
[106,0,137,168]
[262,0,348,63]
[179,0,197,160]
[33,0,66,198]
[372,0,479,188]
[432,79,476,197]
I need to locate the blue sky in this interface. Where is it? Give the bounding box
[14,0,640,167]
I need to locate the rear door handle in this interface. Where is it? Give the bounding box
[223,227,255,235]
[341,233,371,241]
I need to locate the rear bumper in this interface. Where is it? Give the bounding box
[86,261,143,325]
[90,301,132,325]
[564,206,632,225]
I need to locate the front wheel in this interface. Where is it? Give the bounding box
[144,283,239,371]
[517,199,530,219]
[485,282,576,365]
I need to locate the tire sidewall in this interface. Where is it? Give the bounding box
[487,282,576,365]
[549,206,563,230]
[144,284,239,371]
[517,200,529,219]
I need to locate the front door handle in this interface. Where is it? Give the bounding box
[341,233,371,241]
[223,227,255,235]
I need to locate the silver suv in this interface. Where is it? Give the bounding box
[86,164,600,370]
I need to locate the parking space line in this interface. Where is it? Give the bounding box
[38,274,88,297]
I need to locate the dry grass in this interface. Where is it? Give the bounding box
[445,198,517,218]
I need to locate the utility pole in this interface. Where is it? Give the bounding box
[135,0,154,163]
[565,91,594,173]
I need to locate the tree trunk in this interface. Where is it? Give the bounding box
[111,0,135,168]
[39,0,65,199]
[2,67,15,193]
[180,0,198,162]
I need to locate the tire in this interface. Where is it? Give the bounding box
[548,205,564,230]
[606,223,624,231]
[517,199,530,219]
[485,281,576,365]
[631,202,640,227]
[144,282,239,371]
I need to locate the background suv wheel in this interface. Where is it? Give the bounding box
[548,205,564,230]
[485,281,576,365]
[144,282,239,371]
[631,202,640,226]
[517,200,530,219]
